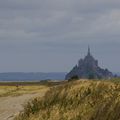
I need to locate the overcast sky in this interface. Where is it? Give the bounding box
[0,0,120,73]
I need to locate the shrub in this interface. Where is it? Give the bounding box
[68,75,79,82]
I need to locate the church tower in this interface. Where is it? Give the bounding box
[87,45,91,56]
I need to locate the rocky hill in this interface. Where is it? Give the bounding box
[66,47,113,80]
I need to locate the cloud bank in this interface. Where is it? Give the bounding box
[0,0,120,72]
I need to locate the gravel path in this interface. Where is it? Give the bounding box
[0,92,45,120]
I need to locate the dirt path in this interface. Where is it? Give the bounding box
[0,92,45,120]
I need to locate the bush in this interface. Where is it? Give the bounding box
[88,73,95,79]
[68,75,79,82]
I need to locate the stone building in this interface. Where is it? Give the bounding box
[65,47,113,80]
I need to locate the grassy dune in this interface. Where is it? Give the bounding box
[15,79,120,120]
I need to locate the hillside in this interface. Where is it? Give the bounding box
[15,79,120,120]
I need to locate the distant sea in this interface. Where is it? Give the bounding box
[0,72,67,81]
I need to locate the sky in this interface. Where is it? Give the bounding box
[0,0,120,73]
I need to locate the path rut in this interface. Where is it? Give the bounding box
[0,92,45,120]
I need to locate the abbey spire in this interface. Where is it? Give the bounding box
[88,45,91,56]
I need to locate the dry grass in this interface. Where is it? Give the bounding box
[15,79,120,120]
[0,80,64,97]
[0,85,48,97]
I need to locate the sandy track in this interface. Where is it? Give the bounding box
[0,92,45,120]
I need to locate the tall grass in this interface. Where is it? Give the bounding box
[15,80,120,120]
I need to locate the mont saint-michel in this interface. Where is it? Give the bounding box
[65,47,113,80]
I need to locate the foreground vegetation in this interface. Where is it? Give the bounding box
[15,79,120,120]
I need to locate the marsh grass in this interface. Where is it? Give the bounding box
[15,79,120,120]
[0,85,48,97]
[0,80,64,97]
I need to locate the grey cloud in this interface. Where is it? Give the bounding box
[0,0,120,72]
